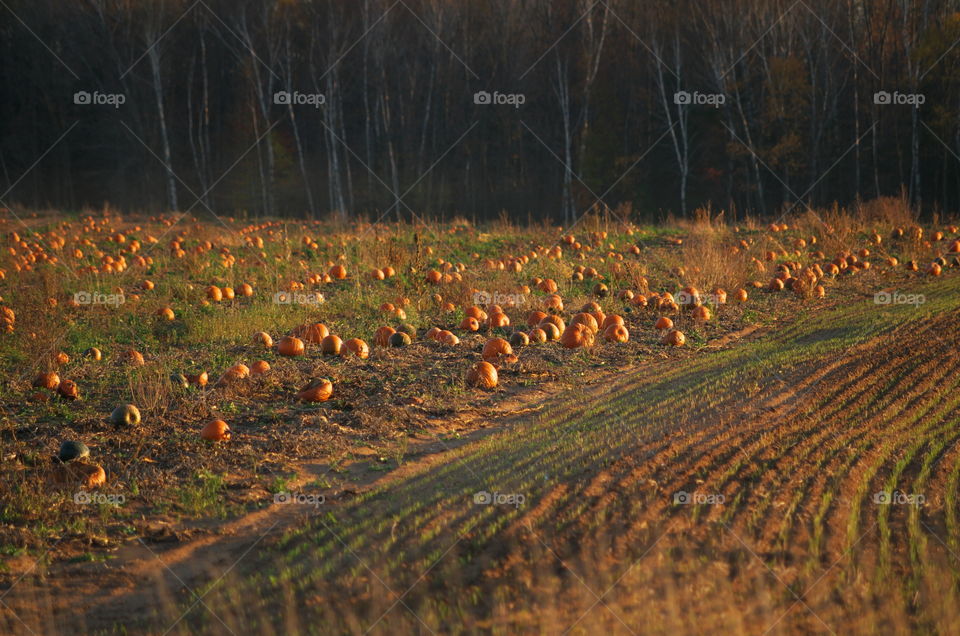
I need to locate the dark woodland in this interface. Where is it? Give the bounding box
[2,0,960,221]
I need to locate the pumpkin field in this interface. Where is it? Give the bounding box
[1,200,960,633]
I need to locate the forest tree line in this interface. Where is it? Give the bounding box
[2,0,960,222]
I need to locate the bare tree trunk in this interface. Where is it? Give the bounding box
[575,1,610,173]
[325,72,346,218]
[285,36,316,217]
[237,9,277,216]
[653,33,689,216]
[250,102,268,217]
[148,44,177,211]
[555,55,575,225]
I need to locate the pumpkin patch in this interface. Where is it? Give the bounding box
[2,205,958,603]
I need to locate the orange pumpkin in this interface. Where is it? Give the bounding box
[560,323,594,349]
[329,265,347,279]
[488,312,510,329]
[50,462,106,490]
[600,314,624,331]
[374,326,396,347]
[253,331,274,347]
[344,338,370,359]
[603,324,629,343]
[321,335,343,355]
[465,306,487,321]
[459,316,480,332]
[278,336,305,357]
[538,278,559,293]
[543,294,564,312]
[206,286,223,301]
[201,419,231,442]
[692,305,711,322]
[527,310,548,327]
[570,312,599,333]
[156,306,175,321]
[466,361,498,389]
[482,337,513,362]
[298,378,333,402]
[122,349,145,366]
[250,360,271,375]
[294,323,329,344]
[232,363,251,378]
[56,379,80,400]
[187,371,209,386]
[539,314,565,333]
[439,330,460,345]
[654,316,673,330]
[528,327,548,343]
[661,329,686,346]
[33,372,60,390]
